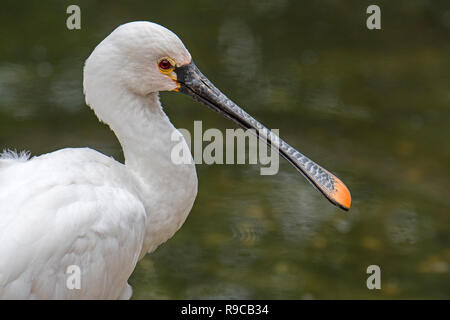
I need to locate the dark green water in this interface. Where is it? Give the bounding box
[0,1,448,299]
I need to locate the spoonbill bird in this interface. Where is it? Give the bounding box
[0,21,351,299]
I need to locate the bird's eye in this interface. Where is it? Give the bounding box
[158,59,173,71]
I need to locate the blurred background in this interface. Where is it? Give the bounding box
[0,0,449,299]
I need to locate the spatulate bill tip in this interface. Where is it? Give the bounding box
[329,176,351,211]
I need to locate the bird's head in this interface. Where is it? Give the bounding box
[84,21,191,96]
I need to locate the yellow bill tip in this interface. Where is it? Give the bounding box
[330,177,352,211]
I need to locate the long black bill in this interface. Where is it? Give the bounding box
[175,61,351,211]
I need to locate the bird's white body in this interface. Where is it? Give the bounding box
[0,22,197,299]
[0,20,352,300]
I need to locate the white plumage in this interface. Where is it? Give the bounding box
[0,22,197,299]
[0,20,351,300]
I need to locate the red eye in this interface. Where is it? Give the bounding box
[159,59,172,70]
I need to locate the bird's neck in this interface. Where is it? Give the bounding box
[90,89,197,256]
